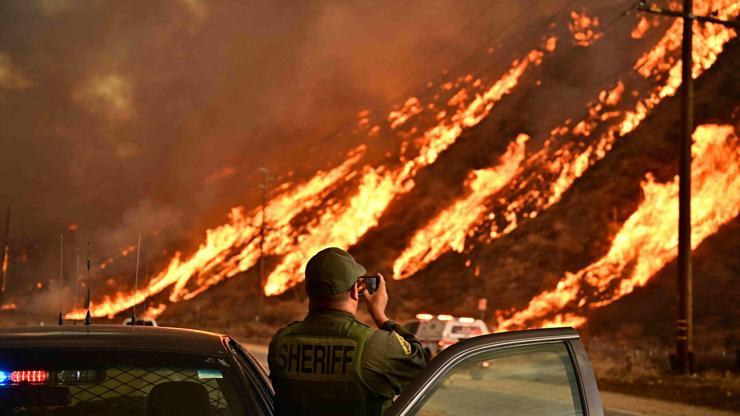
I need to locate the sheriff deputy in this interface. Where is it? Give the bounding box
[268,247,429,415]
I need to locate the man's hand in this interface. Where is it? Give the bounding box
[363,273,389,327]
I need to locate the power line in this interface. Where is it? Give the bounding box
[185,1,594,196]
[264,0,564,165]
[384,0,506,100]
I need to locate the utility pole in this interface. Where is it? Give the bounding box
[257,167,273,320]
[636,1,737,374]
[0,206,10,306]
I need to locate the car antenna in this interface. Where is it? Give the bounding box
[142,238,149,311]
[58,234,64,326]
[84,241,92,325]
[129,232,141,325]
[74,247,80,325]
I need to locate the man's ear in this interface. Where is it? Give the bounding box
[350,283,359,301]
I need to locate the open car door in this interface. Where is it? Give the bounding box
[386,327,603,416]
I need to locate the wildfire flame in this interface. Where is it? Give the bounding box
[66,1,738,323]
[631,16,652,40]
[1,246,8,282]
[263,49,546,295]
[496,124,739,330]
[65,44,550,319]
[389,97,423,129]
[569,11,603,47]
[393,134,528,280]
[390,0,736,286]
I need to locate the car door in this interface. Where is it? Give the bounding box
[226,338,276,415]
[386,327,603,416]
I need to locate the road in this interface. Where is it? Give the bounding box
[244,344,737,416]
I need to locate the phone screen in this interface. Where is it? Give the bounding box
[358,276,379,295]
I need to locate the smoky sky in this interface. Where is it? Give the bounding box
[0,0,584,292]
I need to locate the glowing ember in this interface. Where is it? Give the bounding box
[121,244,136,257]
[0,303,16,311]
[496,125,739,330]
[568,11,603,47]
[544,36,558,52]
[144,303,167,317]
[393,134,528,280]
[389,97,422,129]
[631,16,651,40]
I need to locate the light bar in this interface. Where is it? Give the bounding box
[10,370,49,383]
[415,313,433,321]
[0,370,8,384]
[437,314,453,321]
[459,317,475,323]
[56,369,105,383]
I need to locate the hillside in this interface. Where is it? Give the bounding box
[4,1,737,350]
[139,22,740,341]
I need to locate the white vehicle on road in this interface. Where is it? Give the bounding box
[404,314,489,357]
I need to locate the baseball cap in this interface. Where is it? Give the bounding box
[305,247,367,297]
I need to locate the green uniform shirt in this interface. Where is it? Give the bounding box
[268,309,428,415]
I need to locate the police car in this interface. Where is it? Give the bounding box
[404,314,489,357]
[0,325,273,415]
[0,325,603,415]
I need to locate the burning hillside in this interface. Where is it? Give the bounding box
[52,0,739,334]
[496,124,739,330]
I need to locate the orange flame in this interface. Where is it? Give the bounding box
[497,124,739,330]
[66,1,737,321]
[1,245,8,281]
[393,134,528,280]
[1,303,16,311]
[121,244,136,257]
[569,11,603,47]
[631,16,651,40]
[389,97,422,129]
[390,0,736,281]
[264,49,546,295]
[144,303,167,318]
[66,45,549,319]
[488,0,736,240]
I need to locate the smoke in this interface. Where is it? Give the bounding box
[0,0,613,303]
[94,199,183,258]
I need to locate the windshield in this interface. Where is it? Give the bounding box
[0,348,253,416]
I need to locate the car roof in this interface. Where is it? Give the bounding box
[0,325,229,356]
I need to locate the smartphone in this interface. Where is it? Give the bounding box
[358,275,379,295]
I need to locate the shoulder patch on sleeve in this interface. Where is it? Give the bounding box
[393,331,412,355]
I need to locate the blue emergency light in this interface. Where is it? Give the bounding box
[0,370,9,384]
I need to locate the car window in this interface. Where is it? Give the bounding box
[0,348,257,416]
[411,342,584,416]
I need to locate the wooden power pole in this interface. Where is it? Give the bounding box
[637,0,737,374]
